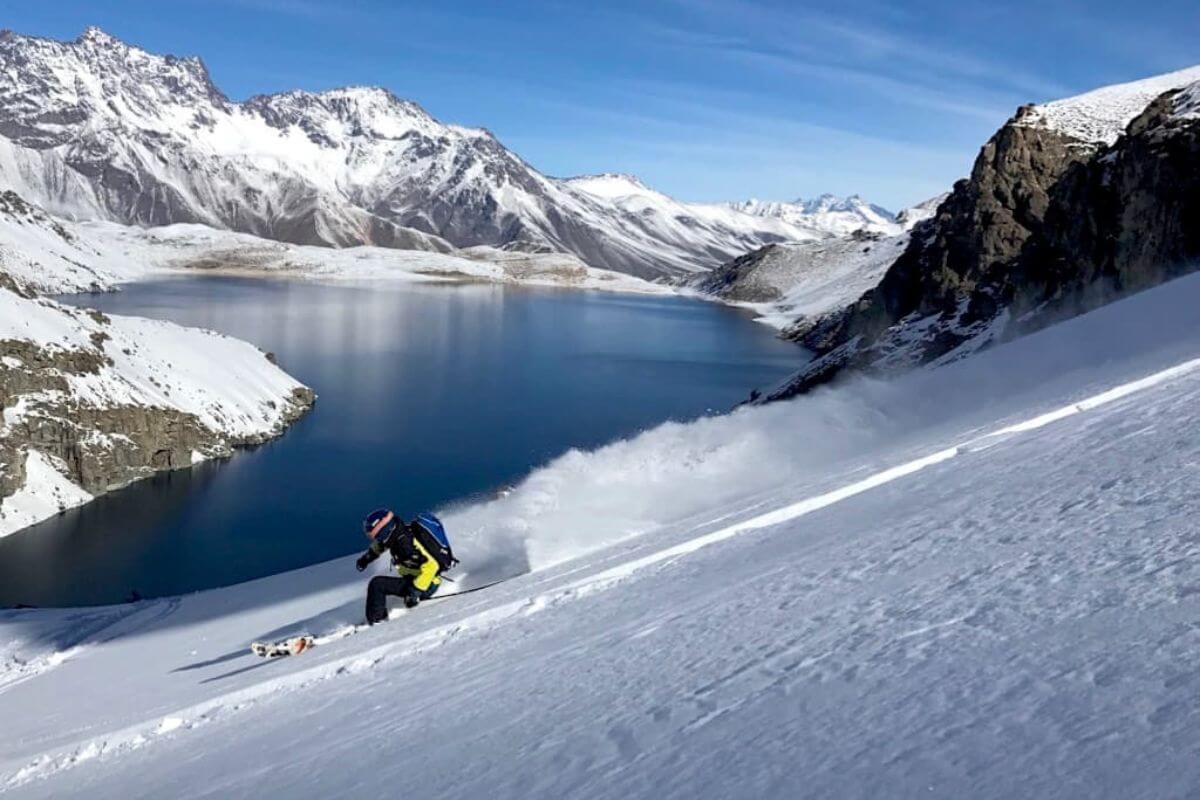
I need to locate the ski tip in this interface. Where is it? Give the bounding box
[250,635,315,658]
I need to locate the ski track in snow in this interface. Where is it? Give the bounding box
[4,350,1200,794]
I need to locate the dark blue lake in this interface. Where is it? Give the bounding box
[0,277,803,607]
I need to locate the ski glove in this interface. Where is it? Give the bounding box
[403,589,421,609]
[355,554,371,572]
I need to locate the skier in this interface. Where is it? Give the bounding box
[355,508,454,625]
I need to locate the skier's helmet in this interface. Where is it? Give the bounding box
[363,508,398,542]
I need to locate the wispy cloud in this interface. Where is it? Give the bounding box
[640,0,1070,112]
[525,83,970,165]
[725,47,1016,124]
[206,0,354,20]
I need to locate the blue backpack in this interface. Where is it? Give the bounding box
[413,512,457,572]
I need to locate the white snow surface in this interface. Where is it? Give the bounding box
[81,221,671,295]
[4,270,1200,797]
[1172,80,1200,120]
[1022,64,1200,145]
[0,289,309,536]
[0,451,93,536]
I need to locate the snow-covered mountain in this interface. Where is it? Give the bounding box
[0,28,873,280]
[728,194,900,236]
[5,266,1200,797]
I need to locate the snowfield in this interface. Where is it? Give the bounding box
[82,222,673,295]
[3,269,1200,798]
[0,200,672,297]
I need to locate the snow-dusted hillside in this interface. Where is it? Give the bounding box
[0,28,875,279]
[0,287,313,536]
[4,266,1200,798]
[698,231,910,330]
[692,195,947,329]
[0,191,133,294]
[78,222,670,295]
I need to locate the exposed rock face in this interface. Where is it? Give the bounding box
[0,324,315,499]
[767,80,1200,400]
[1010,91,1200,317]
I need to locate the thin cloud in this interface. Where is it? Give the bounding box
[646,0,1070,104]
[529,88,970,163]
[722,46,1017,124]
[207,0,357,20]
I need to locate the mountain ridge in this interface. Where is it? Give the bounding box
[0,27,892,279]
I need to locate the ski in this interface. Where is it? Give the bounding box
[250,635,315,658]
[248,578,509,658]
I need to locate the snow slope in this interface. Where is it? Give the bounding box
[893,192,949,230]
[698,232,909,330]
[1020,65,1200,145]
[0,191,136,294]
[1171,80,1200,120]
[4,268,1200,797]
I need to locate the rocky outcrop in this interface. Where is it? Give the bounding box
[1008,91,1200,318]
[766,80,1200,401]
[0,285,315,535]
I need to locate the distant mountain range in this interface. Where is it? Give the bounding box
[0,27,906,279]
[726,194,902,237]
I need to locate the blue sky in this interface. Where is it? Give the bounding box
[6,0,1197,209]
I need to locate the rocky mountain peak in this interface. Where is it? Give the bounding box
[245,86,455,146]
[0,27,227,150]
[77,25,121,47]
